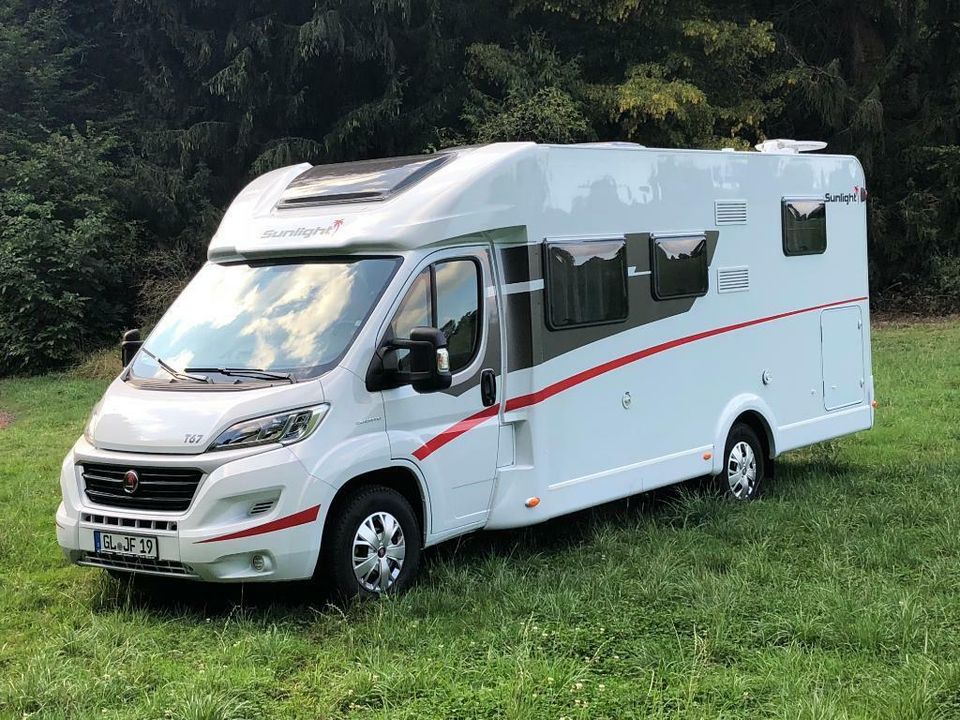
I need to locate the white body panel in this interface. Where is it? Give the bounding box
[56,142,873,581]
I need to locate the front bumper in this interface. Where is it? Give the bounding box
[55,439,334,582]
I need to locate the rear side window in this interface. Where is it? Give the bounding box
[651,234,708,300]
[782,199,827,255]
[544,239,628,329]
[389,259,481,373]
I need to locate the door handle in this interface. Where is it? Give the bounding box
[480,369,497,407]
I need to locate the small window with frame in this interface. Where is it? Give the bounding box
[543,239,628,329]
[650,233,708,300]
[782,198,827,255]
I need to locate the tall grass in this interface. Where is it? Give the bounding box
[0,321,958,718]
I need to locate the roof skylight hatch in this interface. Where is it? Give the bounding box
[277,152,456,209]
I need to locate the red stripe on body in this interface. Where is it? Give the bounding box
[413,297,867,459]
[412,403,501,460]
[195,504,321,544]
[506,296,867,411]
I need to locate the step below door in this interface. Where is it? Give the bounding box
[820,306,865,411]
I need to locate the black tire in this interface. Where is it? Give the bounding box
[719,422,766,501]
[321,485,421,600]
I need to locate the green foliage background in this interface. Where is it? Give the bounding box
[1,0,958,374]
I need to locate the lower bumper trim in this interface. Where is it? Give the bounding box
[79,552,199,579]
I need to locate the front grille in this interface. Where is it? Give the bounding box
[81,512,178,532]
[81,464,202,512]
[79,552,197,578]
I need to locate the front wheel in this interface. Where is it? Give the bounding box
[720,423,766,501]
[322,485,421,600]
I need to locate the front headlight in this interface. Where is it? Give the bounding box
[208,404,329,452]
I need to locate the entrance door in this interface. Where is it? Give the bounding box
[821,306,865,410]
[381,246,502,534]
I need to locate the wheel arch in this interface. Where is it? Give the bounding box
[321,463,430,548]
[712,395,778,475]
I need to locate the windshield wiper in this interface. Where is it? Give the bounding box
[140,348,211,384]
[184,367,297,384]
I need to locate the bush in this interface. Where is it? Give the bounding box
[0,131,138,375]
[69,346,123,381]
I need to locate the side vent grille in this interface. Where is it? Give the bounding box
[717,266,750,294]
[715,200,748,225]
[249,499,277,516]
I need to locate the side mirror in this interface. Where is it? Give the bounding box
[120,328,143,367]
[366,327,453,393]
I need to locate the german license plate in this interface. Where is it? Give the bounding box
[94,531,159,559]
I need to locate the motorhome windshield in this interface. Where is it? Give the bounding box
[129,258,400,384]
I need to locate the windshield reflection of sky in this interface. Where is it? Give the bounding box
[134,259,398,381]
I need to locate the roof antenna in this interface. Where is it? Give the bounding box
[755,139,827,154]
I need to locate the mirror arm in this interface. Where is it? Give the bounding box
[379,337,432,354]
[367,340,431,391]
[366,327,451,394]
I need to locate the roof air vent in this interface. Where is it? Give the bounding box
[277,152,455,209]
[755,139,827,154]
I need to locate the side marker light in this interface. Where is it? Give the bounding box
[525,497,540,508]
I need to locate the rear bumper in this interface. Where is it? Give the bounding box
[56,440,335,582]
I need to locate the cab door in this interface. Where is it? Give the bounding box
[380,246,502,534]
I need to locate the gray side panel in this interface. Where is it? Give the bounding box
[499,231,719,373]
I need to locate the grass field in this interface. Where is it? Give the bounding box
[1,321,959,719]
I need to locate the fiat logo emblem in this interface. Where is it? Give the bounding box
[122,469,139,495]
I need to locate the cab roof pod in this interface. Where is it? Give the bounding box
[276,151,459,209]
[208,143,538,260]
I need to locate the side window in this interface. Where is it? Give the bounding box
[544,239,628,329]
[434,260,480,372]
[389,269,431,339]
[782,199,827,255]
[388,269,431,372]
[388,259,481,374]
[651,234,708,300]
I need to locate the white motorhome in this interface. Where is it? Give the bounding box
[56,141,873,597]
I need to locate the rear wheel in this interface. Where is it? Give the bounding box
[720,423,766,501]
[322,485,421,600]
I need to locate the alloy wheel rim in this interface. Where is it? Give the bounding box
[352,511,405,593]
[726,440,758,499]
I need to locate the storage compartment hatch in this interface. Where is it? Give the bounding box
[820,306,865,411]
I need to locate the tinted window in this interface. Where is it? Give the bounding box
[651,235,708,300]
[782,199,827,255]
[390,270,431,339]
[544,240,628,329]
[435,260,480,371]
[388,270,432,372]
[388,259,481,374]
